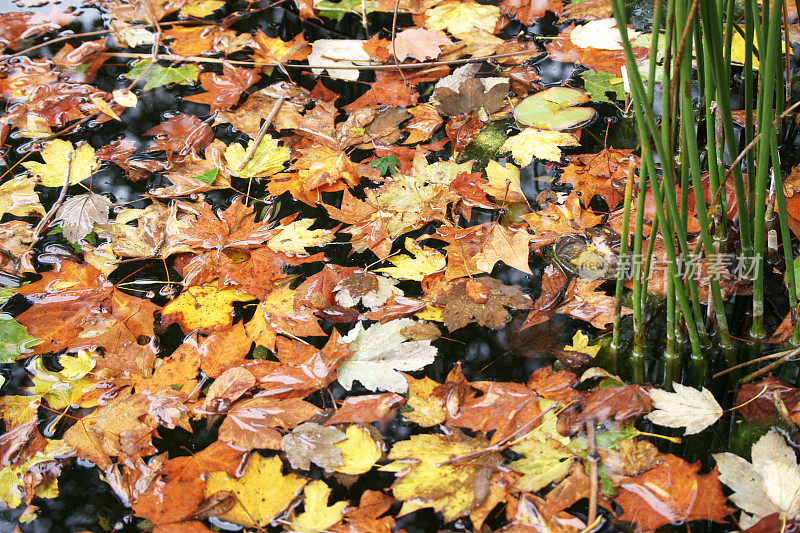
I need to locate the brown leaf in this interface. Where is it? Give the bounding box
[393,28,453,60]
[325,393,407,426]
[615,454,732,531]
[219,397,321,450]
[519,264,568,330]
[403,103,443,144]
[435,276,533,331]
[144,113,214,162]
[450,381,541,444]
[184,62,260,112]
[555,278,631,330]
[436,222,534,279]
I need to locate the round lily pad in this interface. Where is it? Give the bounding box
[514,87,596,130]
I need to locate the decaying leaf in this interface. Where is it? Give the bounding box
[337,318,437,393]
[646,383,724,435]
[54,193,112,242]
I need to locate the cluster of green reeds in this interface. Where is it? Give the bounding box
[609,0,799,384]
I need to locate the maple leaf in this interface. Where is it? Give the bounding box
[332,424,383,475]
[560,148,637,208]
[0,176,44,217]
[266,218,336,256]
[646,383,723,435]
[334,272,402,309]
[171,199,274,251]
[124,60,200,91]
[435,222,535,279]
[403,103,443,145]
[161,282,254,334]
[393,29,453,61]
[450,381,542,444]
[22,139,98,186]
[184,63,260,111]
[545,23,649,74]
[281,422,347,469]
[205,454,307,528]
[434,277,532,331]
[309,39,371,81]
[144,113,214,161]
[325,393,406,425]
[382,430,503,522]
[483,159,527,204]
[571,18,640,50]
[616,453,731,531]
[291,480,348,530]
[503,128,580,165]
[219,397,321,450]
[574,384,652,426]
[337,318,437,393]
[500,0,563,23]
[555,278,630,329]
[377,239,446,281]
[251,30,311,65]
[54,193,111,242]
[0,438,72,510]
[424,2,501,37]
[224,135,289,178]
[715,429,800,529]
[0,10,74,51]
[509,399,574,491]
[15,261,158,360]
[245,285,326,350]
[525,192,604,249]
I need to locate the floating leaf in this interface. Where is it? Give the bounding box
[503,128,580,165]
[224,135,289,179]
[124,59,200,91]
[337,318,438,393]
[0,313,40,363]
[513,87,596,130]
[54,193,112,242]
[646,382,723,435]
[22,140,98,187]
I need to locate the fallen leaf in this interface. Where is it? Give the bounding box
[434,277,532,332]
[646,383,723,435]
[715,429,800,529]
[281,422,346,469]
[204,454,307,528]
[337,318,437,393]
[382,430,502,522]
[503,128,580,165]
[333,424,382,475]
[291,480,347,530]
[219,397,321,450]
[616,453,731,531]
[161,282,254,334]
[393,28,452,60]
[22,139,98,186]
[54,193,111,242]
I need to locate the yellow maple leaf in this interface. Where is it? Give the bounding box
[424,2,500,37]
[563,330,601,358]
[402,375,446,426]
[377,239,446,281]
[179,0,224,17]
[162,281,253,334]
[22,139,98,186]
[484,160,527,204]
[503,128,580,165]
[0,176,44,217]
[291,480,347,531]
[205,454,307,528]
[224,135,289,179]
[333,424,382,475]
[381,430,502,522]
[267,218,336,256]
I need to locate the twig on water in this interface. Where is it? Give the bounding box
[235,96,285,172]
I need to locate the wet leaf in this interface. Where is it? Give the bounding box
[22,139,98,186]
[224,135,289,178]
[715,429,800,529]
[424,2,501,36]
[333,424,382,475]
[161,282,254,334]
[281,422,346,470]
[616,453,731,531]
[382,430,502,522]
[0,314,40,363]
[646,383,723,435]
[124,60,200,91]
[204,454,307,528]
[54,193,111,242]
[291,480,347,530]
[337,318,437,393]
[0,176,44,217]
[219,397,321,450]
[503,128,580,165]
[435,277,532,332]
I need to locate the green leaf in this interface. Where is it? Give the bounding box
[124,60,200,91]
[315,0,376,20]
[193,168,219,184]
[580,69,626,103]
[0,313,40,363]
[368,155,401,176]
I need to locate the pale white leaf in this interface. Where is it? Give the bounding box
[337,318,437,393]
[570,18,640,51]
[715,429,800,528]
[645,382,723,435]
[55,193,112,242]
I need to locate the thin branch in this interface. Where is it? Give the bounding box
[101,49,544,70]
[390,0,409,89]
[20,151,74,270]
[741,346,800,383]
[586,419,598,525]
[235,96,284,172]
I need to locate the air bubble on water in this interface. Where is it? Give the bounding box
[145,291,156,299]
